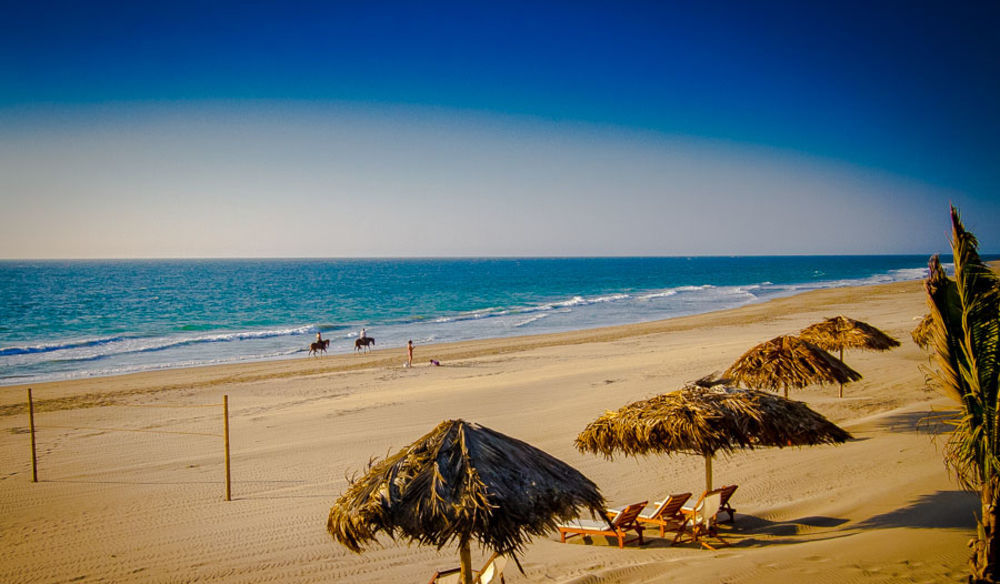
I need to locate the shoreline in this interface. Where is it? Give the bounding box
[0,268,974,584]
[2,255,947,390]
[1,277,924,414]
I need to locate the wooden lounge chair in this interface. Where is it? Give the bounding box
[612,492,692,537]
[717,484,737,522]
[673,489,730,550]
[681,484,737,523]
[428,553,507,584]
[557,501,647,549]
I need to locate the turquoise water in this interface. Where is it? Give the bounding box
[0,256,956,385]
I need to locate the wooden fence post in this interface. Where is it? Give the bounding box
[223,394,231,501]
[28,388,38,483]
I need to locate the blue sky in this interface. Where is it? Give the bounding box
[1,1,997,257]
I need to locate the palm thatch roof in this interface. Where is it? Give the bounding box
[911,313,934,350]
[328,419,604,558]
[799,315,901,355]
[575,381,851,489]
[798,316,898,397]
[724,335,861,398]
[576,383,851,459]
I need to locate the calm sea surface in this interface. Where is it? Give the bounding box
[0,256,963,386]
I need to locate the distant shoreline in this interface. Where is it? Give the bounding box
[2,255,948,389]
[0,276,925,414]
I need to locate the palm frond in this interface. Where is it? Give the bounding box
[912,314,934,349]
[925,206,1000,489]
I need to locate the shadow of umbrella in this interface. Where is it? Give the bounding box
[724,335,861,399]
[328,419,605,584]
[575,379,851,491]
[717,513,851,548]
[855,490,978,531]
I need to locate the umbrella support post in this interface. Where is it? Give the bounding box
[28,388,37,483]
[223,395,231,502]
[705,454,713,491]
[839,348,845,398]
[459,539,472,584]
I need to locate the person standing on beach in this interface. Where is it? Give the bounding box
[406,340,414,368]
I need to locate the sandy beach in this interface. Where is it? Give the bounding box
[0,277,975,584]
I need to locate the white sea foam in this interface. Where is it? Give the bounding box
[592,293,631,303]
[0,259,946,386]
[4,345,311,385]
[103,325,317,356]
[0,334,129,356]
[888,267,930,280]
[513,314,548,328]
[1,325,319,371]
[555,295,588,308]
[637,290,678,300]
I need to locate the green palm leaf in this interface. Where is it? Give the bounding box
[924,206,1000,583]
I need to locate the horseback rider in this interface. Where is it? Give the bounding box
[359,327,367,341]
[309,331,329,356]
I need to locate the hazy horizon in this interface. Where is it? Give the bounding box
[0,253,982,261]
[2,3,998,258]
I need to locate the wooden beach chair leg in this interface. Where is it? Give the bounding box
[672,527,684,546]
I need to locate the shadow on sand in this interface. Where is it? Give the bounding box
[856,490,977,531]
[555,491,977,550]
[876,409,959,435]
[554,514,852,550]
[709,514,852,548]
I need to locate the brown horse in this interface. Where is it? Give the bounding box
[309,339,330,356]
[354,337,375,353]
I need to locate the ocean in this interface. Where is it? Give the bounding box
[0,256,960,386]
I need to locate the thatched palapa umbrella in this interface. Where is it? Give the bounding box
[576,382,851,491]
[724,334,861,398]
[328,419,604,584]
[798,315,901,397]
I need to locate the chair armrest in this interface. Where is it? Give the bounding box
[428,567,461,584]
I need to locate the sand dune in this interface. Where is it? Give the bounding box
[0,278,977,583]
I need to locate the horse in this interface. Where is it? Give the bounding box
[354,337,375,353]
[309,339,330,356]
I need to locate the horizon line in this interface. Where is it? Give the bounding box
[0,252,976,262]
